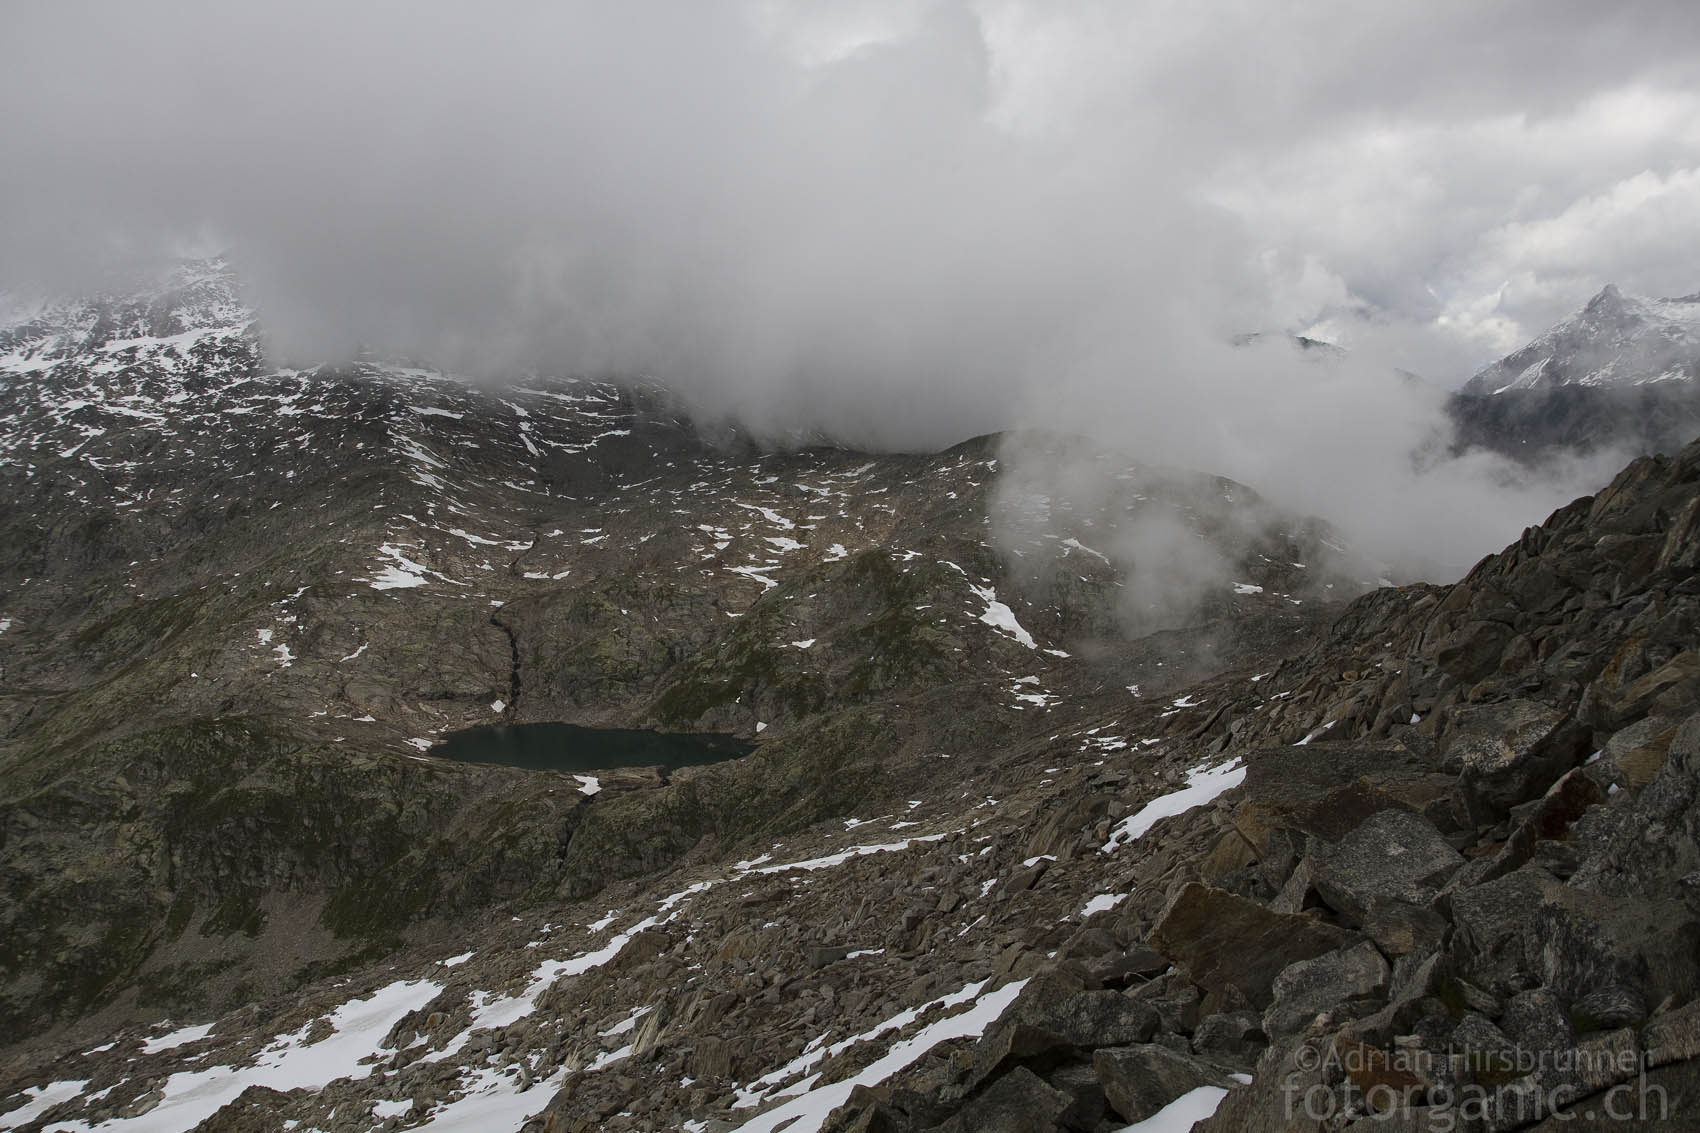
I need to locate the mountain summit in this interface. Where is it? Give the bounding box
[1463,283,1700,396]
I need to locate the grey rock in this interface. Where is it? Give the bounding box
[1263,941,1390,1039]
[930,1066,1072,1133]
[807,946,852,969]
[1449,1012,1520,1085]
[1570,984,1647,1033]
[1524,1052,1700,1128]
[1448,865,1562,959]
[1092,1043,1235,1124]
[1440,700,1591,819]
[1042,1062,1108,1132]
[964,973,1160,1094]
[1361,898,1448,958]
[1312,810,1464,924]
[1604,714,1683,788]
[1434,620,1516,683]
[1191,1011,1265,1071]
[1642,999,1700,1067]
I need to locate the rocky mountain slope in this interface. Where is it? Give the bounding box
[6,265,1700,1131]
[0,264,1359,1105]
[1450,285,1700,462]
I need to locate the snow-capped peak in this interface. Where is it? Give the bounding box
[1464,283,1700,395]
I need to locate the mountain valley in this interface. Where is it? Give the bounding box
[3,266,1700,1132]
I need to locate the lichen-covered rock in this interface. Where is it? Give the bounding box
[1263,941,1390,1039]
[1311,810,1465,924]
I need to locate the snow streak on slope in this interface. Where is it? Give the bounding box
[46,979,441,1133]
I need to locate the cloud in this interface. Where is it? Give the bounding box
[1,0,1696,584]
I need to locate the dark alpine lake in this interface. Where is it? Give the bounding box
[430,722,754,774]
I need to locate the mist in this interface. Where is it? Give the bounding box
[3,0,1698,584]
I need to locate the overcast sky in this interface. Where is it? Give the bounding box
[4,0,1698,575]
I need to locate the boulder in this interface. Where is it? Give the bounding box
[1092,1043,1235,1124]
[807,946,852,969]
[1605,652,1700,729]
[1440,700,1591,819]
[1604,714,1683,788]
[1448,866,1561,959]
[1569,983,1647,1033]
[963,972,1160,1093]
[1311,810,1464,924]
[1191,1011,1264,1072]
[1360,897,1448,958]
[1149,883,1358,1008]
[1434,619,1516,682]
[1262,941,1390,1039]
[930,1066,1073,1133]
[1526,1054,1700,1129]
[1042,1063,1108,1131]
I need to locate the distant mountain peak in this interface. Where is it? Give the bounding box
[1585,282,1625,313]
[1462,282,1700,395]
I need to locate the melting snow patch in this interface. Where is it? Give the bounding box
[789,638,816,649]
[367,544,432,590]
[1061,537,1109,562]
[412,1065,565,1130]
[732,979,1029,1133]
[1,1080,89,1128]
[737,503,794,529]
[573,775,601,796]
[63,980,442,1133]
[1080,892,1129,917]
[142,1021,215,1053]
[726,564,780,591]
[440,951,475,968]
[1101,760,1246,853]
[969,585,1036,648]
[1233,582,1264,595]
[1295,720,1336,746]
[749,833,953,875]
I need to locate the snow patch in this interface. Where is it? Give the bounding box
[968,584,1036,648]
[1102,760,1246,853]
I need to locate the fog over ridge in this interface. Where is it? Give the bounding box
[3,0,1697,581]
